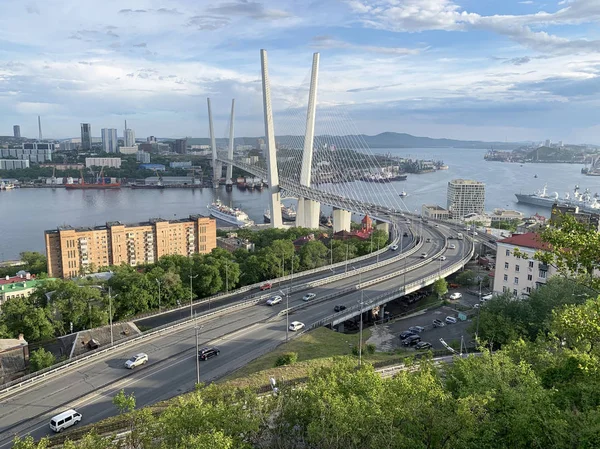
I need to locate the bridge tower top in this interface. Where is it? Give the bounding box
[300,52,319,188]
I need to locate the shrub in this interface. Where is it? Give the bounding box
[29,348,56,372]
[275,352,298,367]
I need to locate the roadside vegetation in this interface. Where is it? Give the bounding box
[11,212,600,449]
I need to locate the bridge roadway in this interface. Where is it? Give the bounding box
[0,224,464,447]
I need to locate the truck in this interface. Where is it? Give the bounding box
[457,232,464,240]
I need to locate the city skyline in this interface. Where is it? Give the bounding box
[0,0,599,143]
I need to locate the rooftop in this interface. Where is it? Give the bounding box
[47,215,212,234]
[449,179,484,186]
[0,277,55,293]
[423,204,448,211]
[498,232,550,251]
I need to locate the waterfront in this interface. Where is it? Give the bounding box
[1,147,599,259]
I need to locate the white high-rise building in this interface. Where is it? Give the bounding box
[124,128,135,147]
[101,128,118,153]
[447,179,485,219]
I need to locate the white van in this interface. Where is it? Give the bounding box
[49,409,82,433]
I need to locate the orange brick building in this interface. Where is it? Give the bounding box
[45,215,216,278]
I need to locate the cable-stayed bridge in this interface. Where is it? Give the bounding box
[209,50,409,232]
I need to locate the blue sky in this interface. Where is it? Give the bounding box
[0,0,599,143]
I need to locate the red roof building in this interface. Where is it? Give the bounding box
[497,232,550,251]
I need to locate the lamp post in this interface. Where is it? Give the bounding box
[189,271,198,319]
[195,323,203,385]
[108,286,115,346]
[345,244,349,273]
[155,279,161,312]
[352,266,365,366]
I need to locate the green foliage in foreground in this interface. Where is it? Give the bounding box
[13,294,600,449]
[28,348,56,372]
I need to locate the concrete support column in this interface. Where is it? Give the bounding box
[226,99,235,181]
[376,221,390,234]
[379,305,385,323]
[260,49,283,228]
[207,98,218,186]
[295,198,320,229]
[332,208,351,233]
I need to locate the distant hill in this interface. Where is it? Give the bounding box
[183,132,521,150]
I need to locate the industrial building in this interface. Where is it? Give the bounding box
[85,157,122,168]
[0,159,30,170]
[45,215,217,278]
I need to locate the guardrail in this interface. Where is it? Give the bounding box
[310,239,475,329]
[0,295,266,399]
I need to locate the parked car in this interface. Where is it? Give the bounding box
[403,335,422,346]
[420,252,428,258]
[445,316,457,324]
[399,330,416,340]
[434,224,439,228]
[266,295,282,306]
[448,235,454,239]
[260,282,272,291]
[432,319,445,328]
[481,293,493,302]
[473,231,478,236]
[473,303,480,309]
[334,304,347,312]
[124,353,148,369]
[403,232,409,237]
[302,293,317,302]
[448,244,456,249]
[448,292,462,300]
[390,244,399,251]
[198,347,220,360]
[289,321,305,331]
[415,341,432,350]
[408,326,425,334]
[439,255,447,261]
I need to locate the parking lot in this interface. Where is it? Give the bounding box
[367,304,476,353]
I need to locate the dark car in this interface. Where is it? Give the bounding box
[403,232,409,237]
[198,347,220,360]
[334,304,347,312]
[415,341,432,350]
[408,326,425,334]
[399,331,416,340]
[403,335,422,346]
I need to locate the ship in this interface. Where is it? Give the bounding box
[264,204,297,223]
[65,167,121,190]
[208,199,254,227]
[361,173,407,183]
[0,182,16,190]
[399,191,408,198]
[515,184,600,214]
[582,156,600,176]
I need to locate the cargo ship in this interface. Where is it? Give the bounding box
[65,167,121,190]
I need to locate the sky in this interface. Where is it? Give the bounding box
[0,0,599,143]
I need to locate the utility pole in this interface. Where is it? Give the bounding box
[345,244,349,273]
[155,279,161,312]
[189,270,198,319]
[195,324,201,385]
[108,286,114,346]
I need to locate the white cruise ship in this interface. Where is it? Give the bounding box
[208,200,254,227]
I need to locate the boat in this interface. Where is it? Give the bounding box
[236,177,246,190]
[264,205,297,223]
[399,191,408,198]
[534,175,538,178]
[65,167,121,190]
[438,164,449,170]
[515,184,600,214]
[130,183,165,189]
[0,182,16,190]
[208,199,254,227]
[226,179,233,191]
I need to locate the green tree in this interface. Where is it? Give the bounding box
[455,269,477,287]
[29,348,56,372]
[551,297,600,353]
[299,240,328,270]
[113,389,136,414]
[433,277,448,299]
[1,296,55,341]
[11,436,49,449]
[20,251,48,275]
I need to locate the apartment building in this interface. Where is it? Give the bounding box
[45,215,216,278]
[85,157,122,168]
[421,204,450,220]
[447,179,485,219]
[492,233,556,298]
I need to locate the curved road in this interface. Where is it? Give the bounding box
[0,223,465,447]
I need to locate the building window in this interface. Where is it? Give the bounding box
[513,289,518,296]
[539,270,547,279]
[515,265,520,272]
[504,262,509,270]
[514,277,519,284]
[503,274,508,281]
[527,274,532,281]
[529,261,534,268]
[505,249,510,256]
[526,287,532,293]
[503,286,508,293]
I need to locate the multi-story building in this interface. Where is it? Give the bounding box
[85,157,122,168]
[124,128,136,147]
[45,215,217,278]
[13,125,21,138]
[493,233,556,298]
[81,123,92,150]
[174,139,187,154]
[147,136,156,143]
[170,161,192,168]
[101,128,118,153]
[551,203,600,231]
[0,159,30,170]
[0,274,54,307]
[421,204,450,220]
[118,145,138,155]
[447,179,485,219]
[136,151,151,163]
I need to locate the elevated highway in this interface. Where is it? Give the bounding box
[0,222,472,448]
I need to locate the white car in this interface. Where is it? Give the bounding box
[390,244,399,251]
[420,252,428,259]
[289,321,305,331]
[473,231,478,236]
[302,293,316,302]
[439,255,447,261]
[448,244,456,249]
[125,353,148,369]
[266,295,282,306]
[445,316,457,324]
[448,292,462,300]
[481,293,493,302]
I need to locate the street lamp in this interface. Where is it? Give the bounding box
[107,286,116,346]
[195,322,204,385]
[352,266,365,366]
[189,271,199,319]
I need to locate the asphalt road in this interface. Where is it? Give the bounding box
[0,223,467,448]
